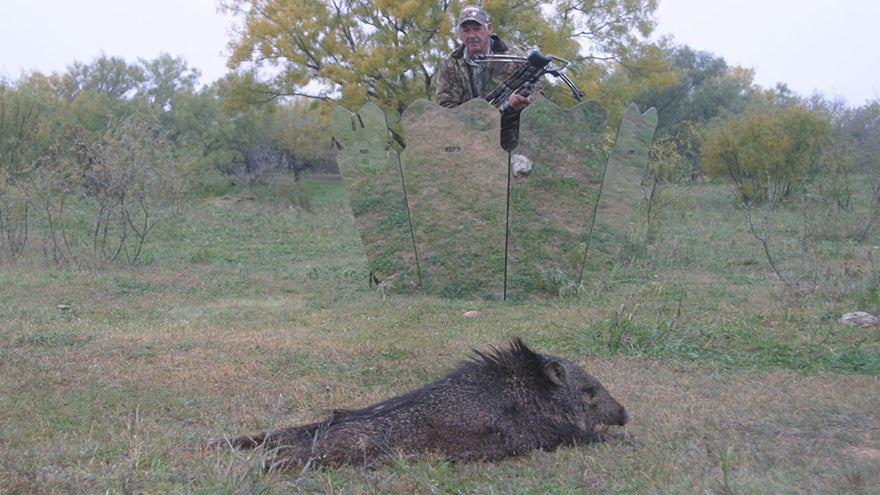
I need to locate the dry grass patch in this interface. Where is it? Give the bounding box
[601,359,879,493]
[3,291,878,493]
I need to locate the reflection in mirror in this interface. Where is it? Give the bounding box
[331,99,657,299]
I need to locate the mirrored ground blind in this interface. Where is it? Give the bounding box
[589,104,660,264]
[506,99,608,299]
[401,99,509,299]
[331,99,657,299]
[330,103,420,292]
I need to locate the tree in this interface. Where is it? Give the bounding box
[272,100,337,179]
[213,73,283,178]
[139,53,202,112]
[625,45,758,176]
[58,55,145,101]
[0,77,50,181]
[700,103,832,205]
[633,45,756,133]
[220,0,658,114]
[0,77,54,257]
[838,100,880,174]
[586,39,677,128]
[166,84,234,184]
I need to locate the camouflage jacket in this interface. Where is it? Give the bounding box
[435,35,543,108]
[435,35,543,149]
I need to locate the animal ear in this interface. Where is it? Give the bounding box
[543,360,566,386]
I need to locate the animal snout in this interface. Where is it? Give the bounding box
[614,405,629,426]
[603,400,628,426]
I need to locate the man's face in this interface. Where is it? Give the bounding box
[458,21,492,55]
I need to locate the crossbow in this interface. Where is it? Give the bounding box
[477,51,585,111]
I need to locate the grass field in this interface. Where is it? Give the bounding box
[1,175,878,494]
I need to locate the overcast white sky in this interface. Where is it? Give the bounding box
[655,0,879,106]
[0,0,234,86]
[1,0,877,106]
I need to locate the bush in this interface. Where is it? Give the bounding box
[40,114,186,265]
[701,104,831,205]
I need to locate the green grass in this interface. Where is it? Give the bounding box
[0,174,878,493]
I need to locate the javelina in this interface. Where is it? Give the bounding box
[208,338,627,469]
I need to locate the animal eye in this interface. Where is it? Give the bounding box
[582,387,595,397]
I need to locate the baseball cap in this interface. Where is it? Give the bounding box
[457,5,490,28]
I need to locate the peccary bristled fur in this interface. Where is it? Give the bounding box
[207,338,628,469]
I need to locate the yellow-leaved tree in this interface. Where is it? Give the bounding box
[219,0,659,115]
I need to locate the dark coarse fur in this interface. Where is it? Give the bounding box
[206,338,628,470]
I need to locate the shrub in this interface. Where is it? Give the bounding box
[701,104,831,205]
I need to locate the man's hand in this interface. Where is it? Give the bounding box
[506,92,531,111]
